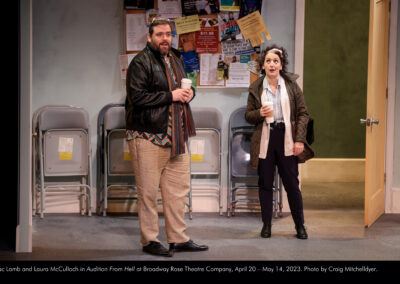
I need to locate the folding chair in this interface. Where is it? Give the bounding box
[33,105,92,218]
[99,104,136,216]
[97,104,192,217]
[32,104,72,216]
[227,106,283,217]
[190,107,223,216]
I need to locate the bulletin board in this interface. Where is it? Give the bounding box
[122,0,269,88]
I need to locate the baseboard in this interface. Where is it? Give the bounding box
[191,188,221,212]
[36,159,366,215]
[301,158,365,183]
[16,224,32,253]
[33,185,97,214]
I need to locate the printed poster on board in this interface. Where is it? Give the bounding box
[218,11,242,41]
[195,16,219,53]
[220,0,240,11]
[181,0,220,15]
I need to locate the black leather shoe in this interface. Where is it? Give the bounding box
[143,241,172,257]
[169,239,208,254]
[295,225,308,239]
[261,223,271,238]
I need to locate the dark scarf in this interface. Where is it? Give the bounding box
[162,51,196,157]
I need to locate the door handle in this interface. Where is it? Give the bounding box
[360,118,370,126]
[371,119,379,125]
[360,117,379,127]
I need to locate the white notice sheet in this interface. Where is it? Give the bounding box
[126,13,147,52]
[200,54,225,86]
[58,137,74,153]
[225,62,250,87]
[158,0,182,19]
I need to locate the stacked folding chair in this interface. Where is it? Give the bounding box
[190,107,223,216]
[98,104,136,216]
[32,105,92,218]
[97,103,192,217]
[227,106,283,217]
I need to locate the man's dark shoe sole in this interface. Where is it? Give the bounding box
[169,240,208,253]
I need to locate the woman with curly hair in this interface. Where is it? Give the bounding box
[245,45,314,239]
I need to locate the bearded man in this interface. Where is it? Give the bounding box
[125,18,208,257]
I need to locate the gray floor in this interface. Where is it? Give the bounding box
[1,182,400,261]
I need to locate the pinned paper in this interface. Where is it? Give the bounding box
[179,32,196,52]
[58,137,73,160]
[219,11,242,42]
[145,9,160,27]
[220,0,241,11]
[221,39,254,56]
[187,72,198,91]
[126,13,148,52]
[182,50,200,72]
[247,60,258,73]
[195,16,219,53]
[123,140,132,161]
[236,11,271,47]
[200,54,225,86]
[190,139,205,162]
[225,62,250,87]
[240,54,251,63]
[174,15,201,35]
[119,54,137,80]
[158,0,182,19]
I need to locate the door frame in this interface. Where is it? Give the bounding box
[295,0,398,216]
[295,0,305,89]
[386,0,399,213]
[17,0,33,253]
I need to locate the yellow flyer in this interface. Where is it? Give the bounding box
[174,15,201,35]
[236,11,271,47]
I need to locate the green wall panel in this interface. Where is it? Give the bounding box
[304,0,369,158]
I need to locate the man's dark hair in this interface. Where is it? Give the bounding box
[149,18,172,35]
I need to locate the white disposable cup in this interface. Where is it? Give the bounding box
[263,101,274,123]
[181,78,192,89]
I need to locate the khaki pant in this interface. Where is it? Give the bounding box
[128,138,191,246]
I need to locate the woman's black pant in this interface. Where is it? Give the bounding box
[257,124,305,227]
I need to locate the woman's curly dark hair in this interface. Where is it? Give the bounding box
[257,44,289,76]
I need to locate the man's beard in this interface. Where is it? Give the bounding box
[152,40,171,56]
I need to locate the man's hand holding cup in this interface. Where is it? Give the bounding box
[172,78,193,103]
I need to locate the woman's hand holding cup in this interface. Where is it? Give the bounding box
[260,104,274,117]
[261,101,274,124]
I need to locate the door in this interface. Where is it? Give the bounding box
[363,0,390,227]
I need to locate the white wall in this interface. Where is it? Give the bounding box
[32,0,297,213]
[33,0,125,135]
[261,0,296,72]
[33,0,126,212]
